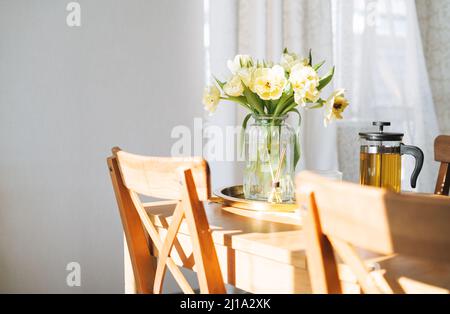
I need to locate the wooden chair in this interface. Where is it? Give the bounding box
[296,171,450,294]
[107,147,225,294]
[435,135,450,195]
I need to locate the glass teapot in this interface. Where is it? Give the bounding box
[359,122,424,192]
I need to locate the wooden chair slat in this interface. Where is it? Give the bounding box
[329,237,389,294]
[114,148,210,201]
[153,202,185,293]
[130,191,195,294]
[303,192,341,294]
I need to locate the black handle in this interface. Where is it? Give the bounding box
[400,144,424,189]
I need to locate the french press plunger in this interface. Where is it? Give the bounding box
[359,122,424,192]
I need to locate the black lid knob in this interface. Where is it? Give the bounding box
[373,121,391,132]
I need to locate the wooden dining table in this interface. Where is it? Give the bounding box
[123,199,450,294]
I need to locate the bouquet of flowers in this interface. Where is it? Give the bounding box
[202,49,349,128]
[202,49,349,202]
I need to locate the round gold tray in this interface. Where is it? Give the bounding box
[212,185,297,212]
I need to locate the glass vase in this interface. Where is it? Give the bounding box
[243,115,296,202]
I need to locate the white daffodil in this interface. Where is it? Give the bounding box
[294,92,305,107]
[303,81,321,104]
[236,67,253,87]
[202,85,221,113]
[227,54,255,87]
[280,52,307,72]
[289,63,320,105]
[251,65,287,100]
[223,75,244,97]
[227,54,253,74]
[323,89,349,126]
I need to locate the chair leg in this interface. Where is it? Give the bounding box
[108,157,156,294]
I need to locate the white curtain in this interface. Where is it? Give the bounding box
[208,0,438,192]
[332,0,438,192]
[237,0,338,173]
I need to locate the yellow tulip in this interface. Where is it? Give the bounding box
[323,89,349,126]
[202,85,221,113]
[280,51,307,72]
[223,75,244,97]
[289,63,320,105]
[251,65,287,100]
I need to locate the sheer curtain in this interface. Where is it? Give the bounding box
[208,0,438,192]
[237,0,338,173]
[332,0,438,192]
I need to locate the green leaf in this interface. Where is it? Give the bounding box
[242,112,253,130]
[294,132,301,169]
[283,47,288,54]
[240,113,253,153]
[223,95,247,105]
[305,103,324,110]
[221,96,257,114]
[243,86,265,114]
[288,108,302,126]
[308,49,312,66]
[288,108,302,168]
[317,66,335,91]
[270,99,278,114]
[280,100,298,115]
[304,99,326,110]
[313,60,326,71]
[286,83,293,95]
[284,108,302,168]
[239,113,253,151]
[263,100,272,113]
[214,76,226,89]
[273,90,294,116]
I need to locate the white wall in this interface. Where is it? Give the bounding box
[0,0,206,293]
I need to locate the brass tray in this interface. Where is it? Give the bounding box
[211,185,297,212]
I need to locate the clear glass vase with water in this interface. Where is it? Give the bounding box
[243,115,295,202]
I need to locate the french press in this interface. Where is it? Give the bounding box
[359,122,424,192]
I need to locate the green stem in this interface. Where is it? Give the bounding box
[280,100,297,115]
[220,97,258,114]
[274,95,294,116]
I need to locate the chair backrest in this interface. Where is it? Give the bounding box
[296,171,450,294]
[107,147,225,294]
[114,148,211,201]
[434,135,450,195]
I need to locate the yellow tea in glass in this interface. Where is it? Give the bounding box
[359,122,423,192]
[360,151,401,192]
